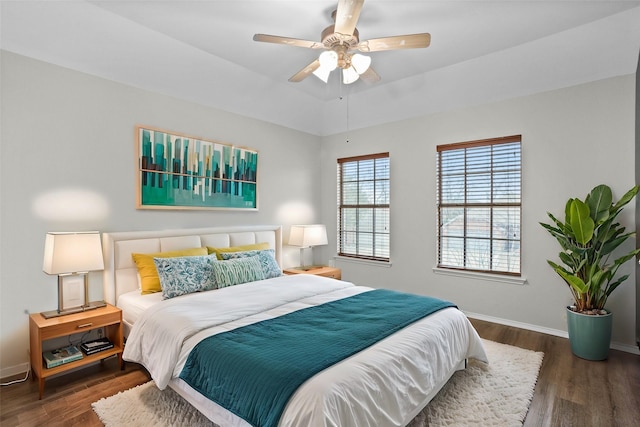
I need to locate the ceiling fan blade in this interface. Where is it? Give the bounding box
[334,0,364,36]
[358,33,431,52]
[253,34,324,49]
[359,66,381,84]
[288,59,321,82]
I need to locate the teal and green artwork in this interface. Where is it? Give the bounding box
[136,126,258,210]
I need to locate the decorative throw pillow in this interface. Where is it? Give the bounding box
[212,256,266,288]
[132,247,208,294]
[220,249,282,279]
[206,242,270,260]
[154,254,218,299]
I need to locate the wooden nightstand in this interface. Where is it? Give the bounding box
[29,303,124,399]
[283,266,342,280]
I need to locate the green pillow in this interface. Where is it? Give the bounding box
[213,256,266,288]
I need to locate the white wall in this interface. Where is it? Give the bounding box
[319,75,638,352]
[0,51,323,375]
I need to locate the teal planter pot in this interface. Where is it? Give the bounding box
[566,307,612,361]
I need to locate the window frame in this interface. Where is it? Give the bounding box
[436,135,522,276]
[337,152,390,262]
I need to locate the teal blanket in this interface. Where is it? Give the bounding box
[179,289,456,427]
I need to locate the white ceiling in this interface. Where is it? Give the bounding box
[2,1,640,136]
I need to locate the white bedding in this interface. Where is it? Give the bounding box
[123,274,487,427]
[117,290,163,327]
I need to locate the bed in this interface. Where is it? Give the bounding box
[102,225,487,427]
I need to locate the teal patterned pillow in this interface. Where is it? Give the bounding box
[154,254,217,299]
[213,256,266,288]
[220,249,282,279]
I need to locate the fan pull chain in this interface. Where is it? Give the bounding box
[339,77,350,143]
[346,95,350,143]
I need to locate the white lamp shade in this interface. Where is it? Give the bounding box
[43,232,104,274]
[351,54,371,74]
[288,225,328,248]
[318,50,338,71]
[342,66,360,84]
[312,65,332,83]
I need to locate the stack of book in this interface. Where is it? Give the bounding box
[43,345,83,368]
[80,338,114,355]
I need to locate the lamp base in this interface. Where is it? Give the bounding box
[40,300,107,319]
[41,306,84,319]
[84,300,107,310]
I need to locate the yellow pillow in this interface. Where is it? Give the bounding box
[207,242,270,260]
[132,247,208,294]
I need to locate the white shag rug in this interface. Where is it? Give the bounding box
[93,339,543,426]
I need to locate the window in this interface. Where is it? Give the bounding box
[437,135,521,275]
[337,153,390,262]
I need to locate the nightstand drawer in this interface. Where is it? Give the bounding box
[39,311,121,340]
[316,270,341,279]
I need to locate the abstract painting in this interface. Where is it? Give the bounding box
[136,126,258,210]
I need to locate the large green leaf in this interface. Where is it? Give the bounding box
[539,221,566,240]
[564,199,574,224]
[586,185,612,223]
[555,268,588,294]
[600,232,634,256]
[568,199,594,245]
[547,260,571,276]
[604,274,629,297]
[587,268,607,296]
[611,185,639,211]
[544,212,573,237]
[558,251,578,269]
[612,248,640,269]
[595,223,623,244]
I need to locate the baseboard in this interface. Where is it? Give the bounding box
[465,311,640,356]
[0,362,29,382]
[611,342,640,355]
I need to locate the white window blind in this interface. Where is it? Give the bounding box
[337,153,390,262]
[437,136,521,275]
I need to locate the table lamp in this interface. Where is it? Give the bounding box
[42,231,105,318]
[288,224,328,270]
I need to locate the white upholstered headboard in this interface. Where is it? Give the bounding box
[102,225,282,306]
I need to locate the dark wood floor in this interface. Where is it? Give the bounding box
[1,319,639,426]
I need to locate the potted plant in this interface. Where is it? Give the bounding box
[540,184,640,360]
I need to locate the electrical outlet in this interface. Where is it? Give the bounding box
[24,309,29,315]
[98,328,104,338]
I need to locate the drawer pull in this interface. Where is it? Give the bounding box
[77,323,93,329]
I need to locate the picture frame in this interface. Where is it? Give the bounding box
[61,275,85,311]
[136,126,258,210]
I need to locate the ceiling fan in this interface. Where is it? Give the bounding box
[253,0,431,85]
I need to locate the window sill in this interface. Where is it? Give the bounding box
[334,256,392,268]
[432,267,527,285]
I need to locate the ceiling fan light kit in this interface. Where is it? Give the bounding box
[312,64,332,83]
[253,0,431,85]
[319,50,339,71]
[351,54,371,74]
[342,66,360,84]
[314,49,371,84]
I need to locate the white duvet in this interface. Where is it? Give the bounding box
[123,274,487,427]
